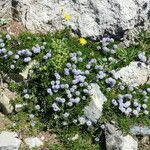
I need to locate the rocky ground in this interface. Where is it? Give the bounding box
[0,0,150,150]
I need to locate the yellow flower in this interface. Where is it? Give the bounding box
[64,13,71,21]
[79,37,87,45]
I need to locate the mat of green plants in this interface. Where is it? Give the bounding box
[0,30,149,150]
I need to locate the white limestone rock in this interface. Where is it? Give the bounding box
[0,88,17,114]
[0,0,12,18]
[121,135,138,150]
[24,137,43,149]
[15,103,27,112]
[105,123,123,150]
[11,0,150,38]
[113,61,150,86]
[0,131,21,150]
[105,124,138,150]
[19,60,39,80]
[84,83,107,122]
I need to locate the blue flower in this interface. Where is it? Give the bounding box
[14,54,20,59]
[8,51,13,56]
[138,52,147,62]
[64,68,70,75]
[6,34,11,40]
[1,48,7,53]
[43,55,48,60]
[10,65,15,69]
[0,43,5,47]
[24,94,30,99]
[3,54,8,59]
[32,46,41,54]
[105,77,116,87]
[54,72,61,80]
[46,52,51,58]
[23,57,31,62]
[66,63,71,68]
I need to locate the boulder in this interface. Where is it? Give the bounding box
[113,61,150,86]
[0,131,21,150]
[105,123,138,150]
[84,83,107,122]
[10,0,150,39]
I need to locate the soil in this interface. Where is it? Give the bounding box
[0,20,26,36]
[0,113,12,132]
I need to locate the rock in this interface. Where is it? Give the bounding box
[0,0,12,18]
[15,103,27,112]
[84,83,107,122]
[105,123,123,150]
[7,60,38,82]
[130,126,150,135]
[19,60,39,80]
[0,131,21,150]
[121,135,138,150]
[105,123,138,150]
[140,136,150,145]
[71,134,79,141]
[24,137,43,149]
[11,0,150,39]
[139,136,150,150]
[113,61,150,86]
[0,88,17,114]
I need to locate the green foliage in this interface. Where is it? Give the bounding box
[0,30,150,149]
[46,38,69,71]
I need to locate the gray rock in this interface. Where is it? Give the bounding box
[0,0,12,18]
[113,61,150,86]
[15,103,27,112]
[0,88,16,114]
[10,0,150,39]
[121,135,138,150]
[105,123,123,150]
[105,124,138,150]
[19,60,39,80]
[84,83,107,122]
[24,137,43,149]
[0,131,21,150]
[8,60,38,82]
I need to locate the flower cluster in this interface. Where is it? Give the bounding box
[100,37,118,54]
[112,87,149,116]
[0,34,52,71]
[43,50,118,126]
[2,33,148,132]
